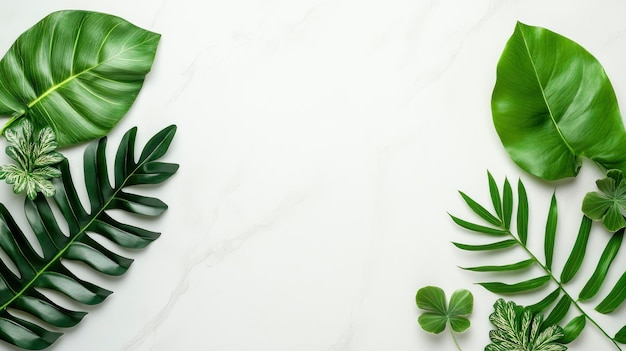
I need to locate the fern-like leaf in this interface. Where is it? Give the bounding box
[486,299,566,351]
[0,125,177,349]
[451,173,626,348]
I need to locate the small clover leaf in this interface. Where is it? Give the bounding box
[486,299,566,351]
[582,169,626,232]
[0,119,63,200]
[416,286,472,350]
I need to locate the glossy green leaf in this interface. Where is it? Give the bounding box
[449,215,509,236]
[0,317,61,350]
[451,240,517,251]
[615,325,626,344]
[479,275,551,294]
[503,178,513,229]
[461,259,534,272]
[579,230,623,301]
[517,179,529,245]
[527,288,561,315]
[595,269,626,314]
[0,10,160,147]
[488,171,503,219]
[415,286,473,334]
[0,125,177,349]
[561,216,592,284]
[545,193,558,270]
[560,315,586,344]
[492,22,626,180]
[13,294,85,328]
[459,191,502,226]
[543,295,571,327]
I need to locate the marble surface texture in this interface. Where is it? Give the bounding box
[2,0,626,350]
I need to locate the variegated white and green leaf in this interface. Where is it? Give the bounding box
[0,120,63,199]
[486,299,566,351]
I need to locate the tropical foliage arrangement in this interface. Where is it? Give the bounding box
[418,22,626,350]
[0,10,177,350]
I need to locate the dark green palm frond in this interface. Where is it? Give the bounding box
[451,171,626,348]
[0,125,177,350]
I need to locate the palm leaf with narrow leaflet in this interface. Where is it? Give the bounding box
[459,191,502,226]
[517,180,529,245]
[452,240,517,251]
[545,194,558,270]
[578,230,623,301]
[449,215,509,236]
[528,289,561,315]
[488,171,503,219]
[595,270,626,314]
[543,296,571,328]
[502,178,513,229]
[560,315,586,344]
[461,259,534,272]
[479,275,551,294]
[561,216,592,284]
[0,125,177,350]
[450,173,626,348]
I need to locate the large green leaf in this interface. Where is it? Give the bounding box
[492,22,626,180]
[0,10,160,147]
[0,125,177,349]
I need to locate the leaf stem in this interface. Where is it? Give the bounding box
[1,111,25,135]
[506,229,622,350]
[449,328,462,351]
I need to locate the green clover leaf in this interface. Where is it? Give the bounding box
[582,169,626,232]
[416,286,473,351]
[0,119,64,199]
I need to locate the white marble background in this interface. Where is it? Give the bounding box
[2,0,626,350]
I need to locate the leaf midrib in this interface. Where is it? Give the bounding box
[518,23,576,156]
[3,32,158,132]
[28,36,154,109]
[0,144,158,311]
